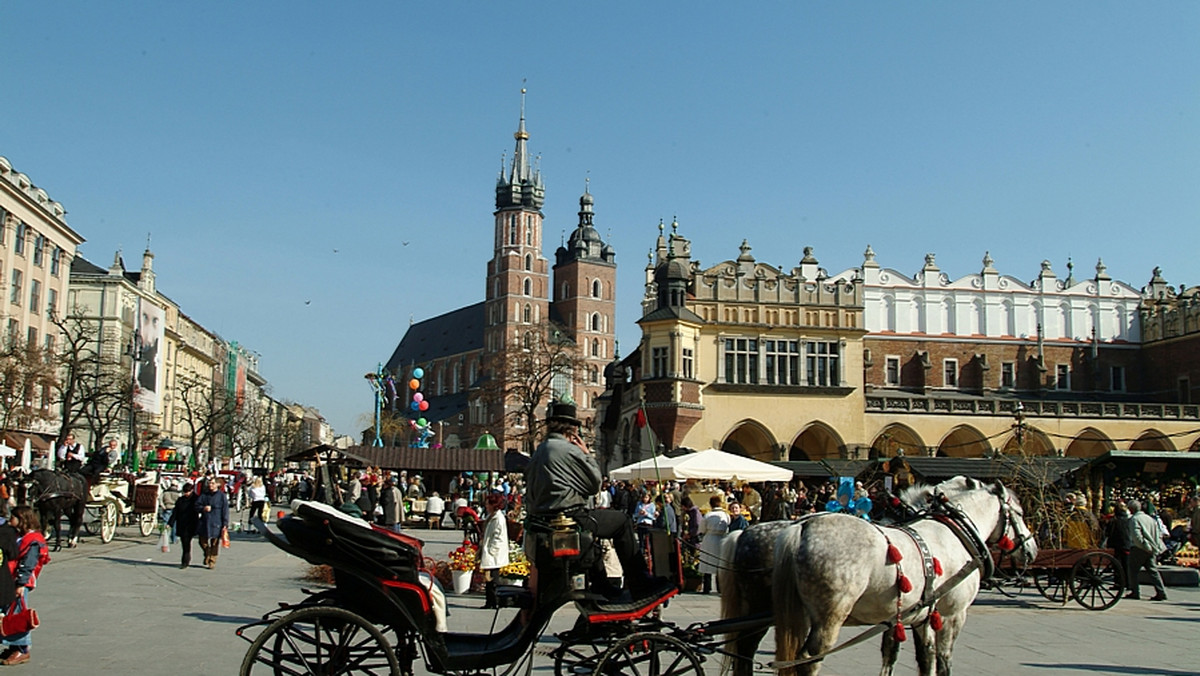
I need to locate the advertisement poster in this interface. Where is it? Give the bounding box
[134,299,165,415]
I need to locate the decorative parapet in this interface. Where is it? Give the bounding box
[0,156,68,223]
[865,394,1200,421]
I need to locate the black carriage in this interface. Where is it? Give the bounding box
[237,501,705,676]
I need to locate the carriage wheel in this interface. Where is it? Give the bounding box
[84,506,102,536]
[239,606,400,676]
[1069,552,1125,611]
[593,632,703,676]
[1032,571,1068,604]
[552,639,608,675]
[99,500,118,544]
[138,512,157,537]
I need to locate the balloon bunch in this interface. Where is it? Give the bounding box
[408,367,433,448]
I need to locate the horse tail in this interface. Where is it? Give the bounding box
[773,522,808,676]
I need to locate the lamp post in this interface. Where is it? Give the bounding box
[126,329,141,471]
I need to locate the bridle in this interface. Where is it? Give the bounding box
[928,481,1029,582]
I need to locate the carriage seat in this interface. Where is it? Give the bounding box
[495,584,534,609]
[289,500,425,581]
[574,579,678,624]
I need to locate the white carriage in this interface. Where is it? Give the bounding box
[85,473,161,543]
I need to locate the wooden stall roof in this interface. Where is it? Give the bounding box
[338,445,505,472]
[901,456,1086,483]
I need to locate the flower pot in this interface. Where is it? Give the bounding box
[451,569,472,594]
[498,576,525,587]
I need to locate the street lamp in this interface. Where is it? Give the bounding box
[126,329,141,471]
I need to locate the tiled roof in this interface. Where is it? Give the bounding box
[384,302,485,373]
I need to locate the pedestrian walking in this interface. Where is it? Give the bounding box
[247,477,268,526]
[698,496,730,594]
[1124,499,1168,601]
[2,505,49,665]
[169,482,199,568]
[379,479,404,532]
[196,478,230,570]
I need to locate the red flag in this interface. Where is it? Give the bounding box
[635,408,647,428]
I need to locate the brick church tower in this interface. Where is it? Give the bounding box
[553,183,617,429]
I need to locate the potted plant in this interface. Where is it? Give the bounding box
[497,542,530,586]
[448,541,478,594]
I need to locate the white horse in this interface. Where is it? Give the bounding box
[771,476,1037,676]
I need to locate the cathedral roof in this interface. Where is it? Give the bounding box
[384,302,485,373]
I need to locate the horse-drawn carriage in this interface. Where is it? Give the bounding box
[996,547,1125,610]
[84,474,160,543]
[238,476,1038,676]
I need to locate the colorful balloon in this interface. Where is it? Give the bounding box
[417,417,428,427]
[419,400,429,411]
[409,379,420,390]
[410,401,420,411]
[413,367,425,379]
[413,392,424,403]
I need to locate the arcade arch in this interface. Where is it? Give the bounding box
[789,423,845,461]
[721,420,778,462]
[999,426,1055,456]
[1130,428,1174,452]
[936,425,991,458]
[1065,427,1114,458]
[869,424,925,458]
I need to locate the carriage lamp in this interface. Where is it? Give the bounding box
[549,513,581,558]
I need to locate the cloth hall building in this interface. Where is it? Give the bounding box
[596,224,1200,469]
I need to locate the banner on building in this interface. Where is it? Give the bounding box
[134,299,165,415]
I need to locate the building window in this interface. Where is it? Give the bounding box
[525,215,533,245]
[1056,364,1070,390]
[591,313,601,332]
[6,319,17,339]
[1111,366,1125,392]
[14,222,27,256]
[1178,377,1191,404]
[885,356,900,386]
[764,339,800,385]
[522,331,533,350]
[51,247,62,276]
[943,359,958,388]
[724,338,759,384]
[0,206,7,244]
[591,338,599,357]
[508,215,517,245]
[524,254,532,271]
[26,326,37,347]
[589,366,599,384]
[32,234,45,267]
[523,278,532,296]
[29,279,40,313]
[682,347,694,379]
[523,304,531,323]
[44,334,54,353]
[1001,362,1015,389]
[592,279,601,298]
[805,341,839,387]
[9,270,22,305]
[651,347,668,378]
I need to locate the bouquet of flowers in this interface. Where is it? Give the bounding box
[497,542,530,580]
[448,541,478,572]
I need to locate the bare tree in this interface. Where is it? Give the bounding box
[50,309,131,447]
[175,373,236,465]
[0,334,57,436]
[480,321,587,453]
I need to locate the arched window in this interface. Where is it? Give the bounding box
[592,279,602,298]
[522,331,533,350]
[523,278,532,296]
[592,338,599,356]
[453,363,461,392]
[591,313,601,332]
[524,254,532,271]
[508,215,516,245]
[523,304,532,323]
[525,216,533,245]
[561,282,570,300]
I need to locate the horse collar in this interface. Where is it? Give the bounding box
[894,525,938,605]
[930,510,995,582]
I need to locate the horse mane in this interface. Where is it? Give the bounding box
[896,482,935,510]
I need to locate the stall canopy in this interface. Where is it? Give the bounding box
[1086,450,1200,478]
[899,456,1086,484]
[772,459,877,479]
[610,448,793,482]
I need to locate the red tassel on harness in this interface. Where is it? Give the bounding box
[887,543,903,564]
[932,557,943,576]
[893,622,907,642]
[897,574,913,594]
[997,535,1015,552]
[929,611,944,632]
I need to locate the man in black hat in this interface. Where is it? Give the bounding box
[525,398,662,599]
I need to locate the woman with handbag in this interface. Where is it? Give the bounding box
[2,506,48,666]
[196,477,230,570]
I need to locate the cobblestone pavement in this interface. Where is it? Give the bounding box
[27,514,1198,675]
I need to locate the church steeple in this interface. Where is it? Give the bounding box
[496,87,544,211]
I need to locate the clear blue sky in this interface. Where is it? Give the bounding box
[3,2,1197,437]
